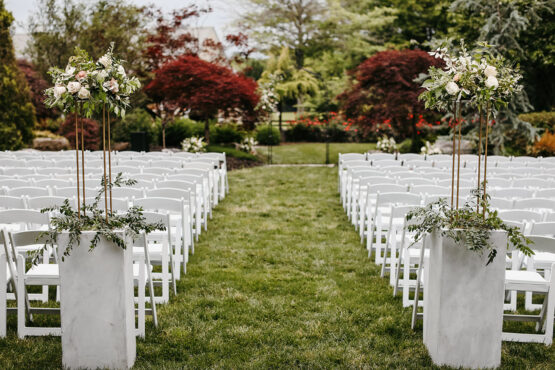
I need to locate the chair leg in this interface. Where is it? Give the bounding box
[393,247,404,297]
[0,255,6,338]
[17,256,26,338]
[138,261,145,338]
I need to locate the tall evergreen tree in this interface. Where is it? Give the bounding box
[0,0,35,149]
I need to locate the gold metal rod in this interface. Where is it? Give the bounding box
[451,101,456,209]
[483,103,490,218]
[102,104,108,222]
[456,102,462,210]
[75,110,81,218]
[107,111,112,214]
[81,112,86,215]
[477,107,483,214]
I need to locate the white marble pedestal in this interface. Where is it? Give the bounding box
[423,230,507,369]
[58,231,136,369]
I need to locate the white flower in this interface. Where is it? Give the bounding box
[65,65,76,75]
[445,81,460,95]
[77,87,90,99]
[453,73,461,82]
[53,85,66,98]
[117,65,126,77]
[67,81,81,94]
[96,69,109,82]
[485,76,499,89]
[484,65,497,78]
[98,55,111,68]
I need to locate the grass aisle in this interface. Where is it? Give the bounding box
[1,167,553,368]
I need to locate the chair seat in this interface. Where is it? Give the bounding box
[133,245,166,258]
[26,264,59,283]
[505,270,548,292]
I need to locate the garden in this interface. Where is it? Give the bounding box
[0,0,554,369]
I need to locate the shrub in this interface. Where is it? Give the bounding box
[285,123,322,142]
[0,122,23,150]
[58,114,100,150]
[163,118,204,147]
[112,108,158,146]
[207,144,258,161]
[211,124,244,145]
[531,131,555,157]
[17,59,58,121]
[519,111,555,131]
[325,123,352,142]
[256,125,280,145]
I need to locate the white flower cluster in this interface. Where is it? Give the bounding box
[421,41,522,112]
[420,141,442,155]
[377,136,397,154]
[182,136,207,153]
[44,43,141,118]
[237,137,258,154]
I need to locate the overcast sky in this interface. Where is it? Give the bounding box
[5,0,244,38]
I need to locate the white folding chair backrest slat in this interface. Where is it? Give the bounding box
[0,196,26,210]
[7,187,50,197]
[110,187,145,200]
[536,189,555,199]
[513,198,555,212]
[26,196,74,210]
[490,188,536,199]
[528,222,555,237]
[0,179,29,188]
[498,209,544,223]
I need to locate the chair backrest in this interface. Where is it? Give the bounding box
[344,160,370,169]
[367,153,395,161]
[525,235,555,254]
[110,187,145,200]
[0,195,26,209]
[7,186,50,197]
[489,188,536,199]
[398,153,424,161]
[503,220,526,233]
[486,178,513,188]
[35,167,71,175]
[368,184,406,194]
[141,211,171,228]
[27,196,74,210]
[85,197,129,212]
[117,160,148,168]
[489,197,514,210]
[34,179,73,188]
[372,159,399,167]
[133,197,184,215]
[164,174,203,185]
[397,178,435,186]
[145,188,191,202]
[375,192,421,207]
[143,167,174,175]
[512,178,554,189]
[513,198,555,211]
[0,209,50,229]
[156,180,196,192]
[112,166,142,174]
[1,159,26,167]
[0,179,30,188]
[528,222,555,237]
[339,153,366,163]
[498,209,544,223]
[54,186,100,198]
[535,188,555,199]
[411,185,450,195]
[151,160,182,169]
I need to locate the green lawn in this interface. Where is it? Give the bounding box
[257,143,376,164]
[0,167,553,368]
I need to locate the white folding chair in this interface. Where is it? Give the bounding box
[0,196,26,210]
[503,236,555,345]
[498,210,544,223]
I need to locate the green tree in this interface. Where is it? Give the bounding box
[259,47,319,128]
[0,0,35,149]
[449,0,553,153]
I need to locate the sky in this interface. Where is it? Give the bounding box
[5,0,244,38]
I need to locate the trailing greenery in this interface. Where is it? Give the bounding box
[31,173,165,264]
[406,188,533,265]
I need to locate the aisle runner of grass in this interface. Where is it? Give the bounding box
[0,167,553,368]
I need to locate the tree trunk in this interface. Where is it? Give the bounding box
[278,100,283,133]
[162,125,166,149]
[204,120,210,145]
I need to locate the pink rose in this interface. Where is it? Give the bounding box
[109,78,119,93]
[76,70,88,81]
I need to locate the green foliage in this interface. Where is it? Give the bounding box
[206,145,259,161]
[0,122,23,150]
[519,111,555,131]
[406,190,533,265]
[0,2,36,147]
[255,125,281,145]
[285,123,322,142]
[161,118,204,148]
[211,124,245,145]
[112,108,158,145]
[32,173,165,265]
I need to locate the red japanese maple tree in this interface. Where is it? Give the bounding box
[144,55,260,143]
[338,49,444,145]
[17,59,59,122]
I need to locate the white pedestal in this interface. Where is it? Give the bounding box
[423,230,507,369]
[58,231,136,370]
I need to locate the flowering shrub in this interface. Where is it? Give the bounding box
[44,44,141,118]
[285,112,357,142]
[237,137,258,154]
[182,136,206,153]
[421,141,442,155]
[376,135,397,153]
[530,131,555,157]
[420,41,522,112]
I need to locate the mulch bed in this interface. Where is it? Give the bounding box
[227,157,264,171]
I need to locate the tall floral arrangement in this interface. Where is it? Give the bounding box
[419,41,522,113]
[44,43,141,118]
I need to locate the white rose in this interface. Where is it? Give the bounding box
[96,69,109,83]
[77,87,90,99]
[65,65,76,75]
[117,65,126,77]
[98,55,111,68]
[485,76,499,89]
[446,81,460,95]
[53,85,66,98]
[484,65,497,77]
[67,81,81,94]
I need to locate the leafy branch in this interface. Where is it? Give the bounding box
[31,173,165,265]
[406,187,533,265]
